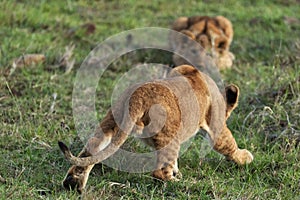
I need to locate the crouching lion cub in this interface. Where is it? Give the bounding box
[58,65,253,193]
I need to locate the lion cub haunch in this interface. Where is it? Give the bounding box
[171,16,235,70]
[59,65,253,193]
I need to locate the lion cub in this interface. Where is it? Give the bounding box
[170,16,235,69]
[59,65,253,193]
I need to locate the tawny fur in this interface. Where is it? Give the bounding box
[170,16,235,70]
[59,65,253,193]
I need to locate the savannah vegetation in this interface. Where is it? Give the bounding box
[0,0,299,199]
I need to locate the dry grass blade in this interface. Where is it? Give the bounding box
[0,175,6,184]
[59,44,75,74]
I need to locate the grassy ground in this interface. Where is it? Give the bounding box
[0,0,300,199]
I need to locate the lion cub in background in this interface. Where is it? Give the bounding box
[59,65,253,193]
[170,16,235,69]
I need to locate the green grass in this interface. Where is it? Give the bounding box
[1,0,300,199]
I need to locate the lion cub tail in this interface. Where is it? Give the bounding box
[58,127,130,167]
[58,136,122,167]
[58,111,135,167]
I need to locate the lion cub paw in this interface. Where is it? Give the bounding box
[231,149,254,165]
[152,164,181,181]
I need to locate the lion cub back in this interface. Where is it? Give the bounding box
[118,65,211,149]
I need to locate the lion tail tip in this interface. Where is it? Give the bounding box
[58,141,70,155]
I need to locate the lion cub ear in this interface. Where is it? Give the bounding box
[225,84,239,118]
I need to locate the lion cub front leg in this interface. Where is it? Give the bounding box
[212,126,253,165]
[62,134,112,193]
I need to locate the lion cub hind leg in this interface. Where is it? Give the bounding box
[61,134,112,193]
[62,149,95,194]
[152,140,181,181]
[63,163,94,194]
